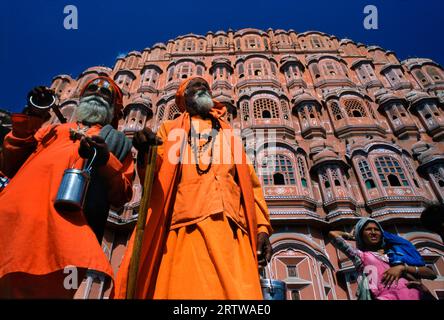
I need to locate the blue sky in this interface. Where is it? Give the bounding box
[1,0,443,113]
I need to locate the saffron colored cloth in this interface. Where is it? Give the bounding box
[0,115,133,297]
[153,213,263,299]
[332,237,421,300]
[114,77,272,299]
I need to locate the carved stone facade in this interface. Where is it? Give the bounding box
[47,29,444,300]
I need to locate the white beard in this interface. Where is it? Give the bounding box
[76,95,113,125]
[192,90,214,114]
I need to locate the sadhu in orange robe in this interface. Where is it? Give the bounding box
[0,114,133,298]
[114,77,272,299]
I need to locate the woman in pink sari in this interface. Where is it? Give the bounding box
[329,218,436,300]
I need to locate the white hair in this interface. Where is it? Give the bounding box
[76,95,114,125]
[191,90,214,114]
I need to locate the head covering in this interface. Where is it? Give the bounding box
[80,76,124,128]
[175,76,226,118]
[354,217,384,250]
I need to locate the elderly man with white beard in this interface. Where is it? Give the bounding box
[0,76,134,298]
[114,77,272,299]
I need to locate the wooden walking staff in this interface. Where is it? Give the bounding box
[127,145,158,299]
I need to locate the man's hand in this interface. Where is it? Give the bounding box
[78,135,110,167]
[132,128,163,154]
[257,232,272,266]
[23,86,55,121]
[381,265,405,288]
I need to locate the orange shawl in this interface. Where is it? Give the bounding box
[114,77,258,298]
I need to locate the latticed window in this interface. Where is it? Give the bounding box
[321,171,331,189]
[415,70,429,84]
[182,40,195,51]
[375,156,409,187]
[427,67,443,81]
[365,101,377,119]
[331,102,344,120]
[270,62,277,75]
[311,64,321,79]
[253,98,279,119]
[297,157,308,188]
[403,157,420,188]
[358,160,376,189]
[262,154,296,186]
[285,65,299,80]
[241,101,250,120]
[344,99,367,118]
[357,64,375,81]
[323,61,337,76]
[306,105,316,119]
[157,104,165,122]
[245,37,260,49]
[235,38,241,50]
[215,36,226,46]
[167,67,175,81]
[238,63,245,78]
[431,167,444,188]
[311,36,323,48]
[179,63,193,79]
[248,60,268,77]
[331,169,342,187]
[196,66,203,76]
[167,104,181,120]
[281,100,290,120]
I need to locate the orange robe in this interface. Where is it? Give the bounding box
[114,103,272,299]
[0,115,133,298]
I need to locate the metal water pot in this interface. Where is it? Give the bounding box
[261,279,287,300]
[54,148,96,212]
[261,261,287,300]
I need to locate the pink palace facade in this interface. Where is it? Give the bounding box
[45,28,444,300]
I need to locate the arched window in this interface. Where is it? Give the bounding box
[281,100,290,120]
[244,36,261,49]
[167,67,175,82]
[253,98,279,119]
[297,156,308,188]
[248,59,268,77]
[311,36,323,48]
[344,99,368,118]
[321,172,331,189]
[311,64,321,79]
[427,67,443,81]
[388,174,401,186]
[196,66,204,76]
[375,156,409,187]
[331,169,342,187]
[157,104,165,122]
[262,110,271,118]
[358,160,376,189]
[167,104,181,120]
[330,102,343,120]
[238,63,245,78]
[178,63,193,79]
[414,70,429,84]
[262,154,295,186]
[365,101,377,119]
[182,39,195,52]
[241,101,250,120]
[431,167,444,188]
[273,173,285,185]
[403,157,421,188]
